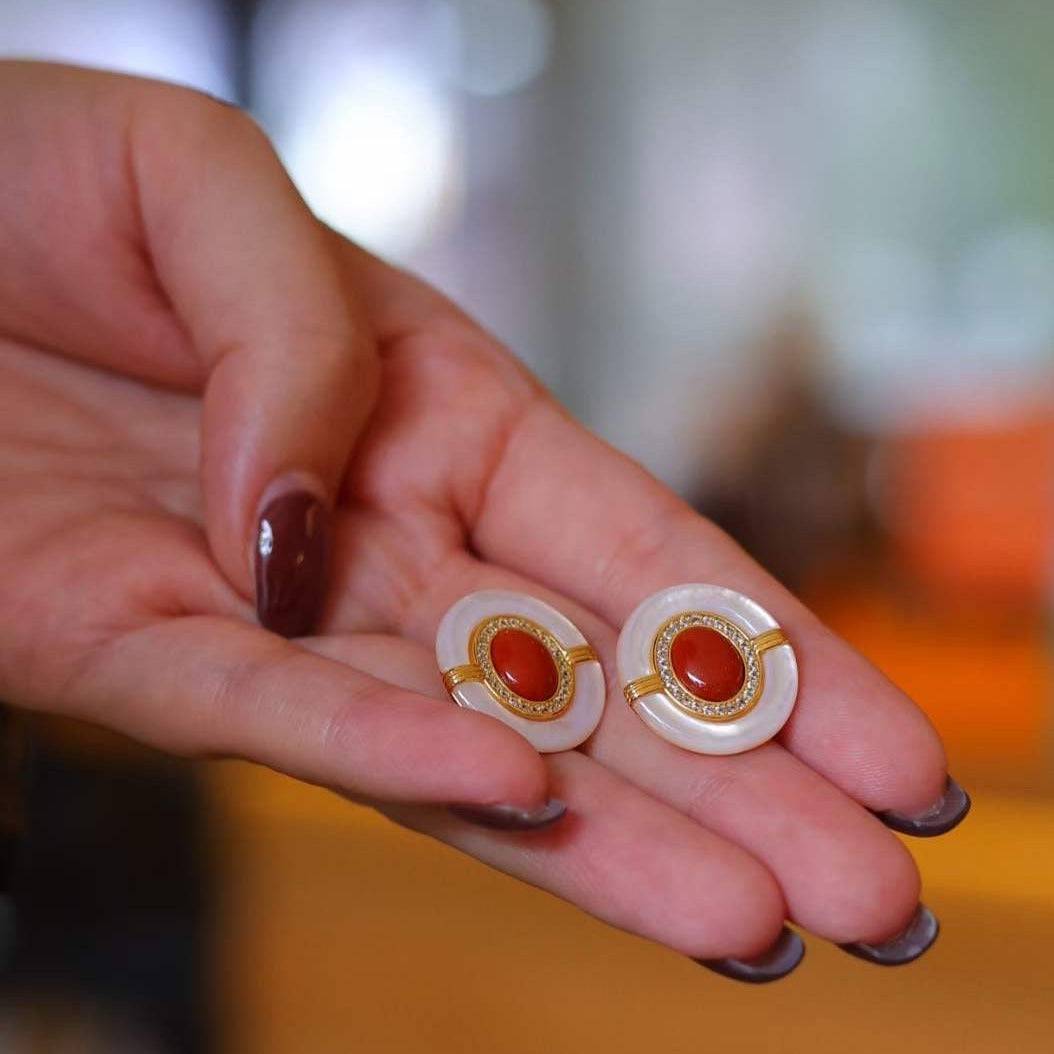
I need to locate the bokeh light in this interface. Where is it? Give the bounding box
[251,0,459,259]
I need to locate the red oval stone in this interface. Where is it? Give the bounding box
[670,627,745,702]
[489,628,559,701]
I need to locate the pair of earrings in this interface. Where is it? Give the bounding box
[435,583,798,756]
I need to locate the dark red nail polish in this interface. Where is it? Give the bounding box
[696,926,805,984]
[449,799,567,831]
[255,490,329,638]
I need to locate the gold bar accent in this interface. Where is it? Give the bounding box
[442,664,484,693]
[623,673,665,705]
[565,644,599,665]
[753,628,788,654]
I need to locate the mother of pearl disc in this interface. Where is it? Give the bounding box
[436,590,606,753]
[617,584,798,756]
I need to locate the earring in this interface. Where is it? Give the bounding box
[436,590,606,752]
[617,584,797,755]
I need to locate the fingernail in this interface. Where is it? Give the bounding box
[839,904,939,966]
[255,489,330,638]
[876,776,971,837]
[449,798,567,831]
[696,926,805,984]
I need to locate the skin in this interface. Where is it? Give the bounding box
[0,62,948,962]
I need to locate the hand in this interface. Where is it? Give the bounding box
[0,61,964,979]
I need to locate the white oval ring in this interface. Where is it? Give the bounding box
[436,590,605,753]
[617,584,798,755]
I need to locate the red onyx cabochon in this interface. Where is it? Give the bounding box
[489,628,559,701]
[669,626,745,702]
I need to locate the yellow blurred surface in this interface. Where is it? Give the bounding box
[212,763,1054,1054]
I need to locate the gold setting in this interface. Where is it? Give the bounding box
[622,612,790,723]
[442,665,484,693]
[753,628,788,654]
[565,644,599,665]
[623,673,664,704]
[442,615,598,723]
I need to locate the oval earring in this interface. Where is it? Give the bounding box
[436,590,606,753]
[617,583,798,755]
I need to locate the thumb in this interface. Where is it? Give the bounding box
[131,90,378,636]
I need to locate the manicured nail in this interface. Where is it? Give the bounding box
[696,926,805,984]
[255,489,330,638]
[839,904,939,966]
[876,776,971,838]
[449,799,567,831]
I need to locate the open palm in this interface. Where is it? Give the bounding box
[0,61,962,978]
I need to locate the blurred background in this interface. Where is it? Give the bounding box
[0,0,1052,1050]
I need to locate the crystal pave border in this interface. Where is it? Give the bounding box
[622,612,788,722]
[655,612,762,720]
[442,615,598,722]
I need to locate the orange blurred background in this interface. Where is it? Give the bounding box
[1,2,1052,1051]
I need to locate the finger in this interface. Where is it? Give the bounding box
[323,540,925,945]
[129,87,378,635]
[0,64,379,635]
[468,401,949,820]
[392,751,793,963]
[304,632,791,961]
[587,702,922,945]
[40,614,548,811]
